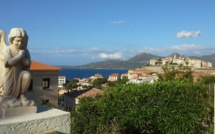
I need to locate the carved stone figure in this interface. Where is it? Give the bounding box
[0,28,35,109]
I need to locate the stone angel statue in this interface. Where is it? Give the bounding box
[0,28,34,108]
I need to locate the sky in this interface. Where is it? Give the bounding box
[1,0,215,66]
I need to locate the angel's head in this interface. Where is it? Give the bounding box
[8,28,28,49]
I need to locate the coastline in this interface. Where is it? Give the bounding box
[59,68,128,80]
[57,66,130,70]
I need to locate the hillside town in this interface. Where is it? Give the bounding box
[57,54,215,110]
[59,54,214,88]
[17,54,214,110]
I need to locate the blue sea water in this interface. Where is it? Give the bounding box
[59,68,128,80]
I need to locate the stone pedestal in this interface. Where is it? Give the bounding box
[1,106,37,118]
[0,105,71,134]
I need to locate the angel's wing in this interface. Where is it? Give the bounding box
[0,30,8,95]
[0,30,8,62]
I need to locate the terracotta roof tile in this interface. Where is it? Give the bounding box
[76,88,103,99]
[64,88,104,99]
[30,60,61,71]
[110,73,119,76]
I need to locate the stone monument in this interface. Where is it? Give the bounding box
[0,28,71,133]
[0,28,36,118]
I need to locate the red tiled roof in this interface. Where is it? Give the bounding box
[30,60,61,71]
[110,73,119,76]
[94,73,102,77]
[76,88,104,99]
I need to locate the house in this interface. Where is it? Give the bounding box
[58,75,66,88]
[126,68,158,84]
[64,88,103,110]
[89,73,103,81]
[77,81,92,88]
[128,75,158,84]
[25,60,61,107]
[108,73,119,81]
[128,69,152,79]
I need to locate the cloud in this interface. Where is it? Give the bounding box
[110,20,125,24]
[176,31,200,38]
[139,47,162,53]
[98,52,122,59]
[49,48,78,54]
[29,48,78,54]
[170,44,202,51]
[134,44,212,57]
[88,47,101,51]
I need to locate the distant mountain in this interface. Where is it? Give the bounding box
[63,52,215,69]
[127,53,162,63]
[78,60,143,69]
[198,53,215,67]
[75,53,163,69]
[168,52,182,57]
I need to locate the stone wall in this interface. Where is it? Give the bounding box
[26,71,59,107]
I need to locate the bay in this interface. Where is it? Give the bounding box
[59,68,128,80]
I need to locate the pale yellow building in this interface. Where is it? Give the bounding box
[128,69,152,79]
[108,73,119,81]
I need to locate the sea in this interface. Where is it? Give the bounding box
[59,68,128,80]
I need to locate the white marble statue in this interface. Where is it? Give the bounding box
[0,28,35,108]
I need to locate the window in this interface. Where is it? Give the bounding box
[43,78,50,89]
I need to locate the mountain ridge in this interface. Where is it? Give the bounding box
[58,52,215,69]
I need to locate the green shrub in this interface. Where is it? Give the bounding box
[71,81,213,134]
[158,64,193,82]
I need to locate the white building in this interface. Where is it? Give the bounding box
[58,75,66,88]
[127,76,158,84]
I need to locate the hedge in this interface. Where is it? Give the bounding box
[71,81,213,134]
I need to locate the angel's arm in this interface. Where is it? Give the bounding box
[4,47,25,67]
[22,49,31,67]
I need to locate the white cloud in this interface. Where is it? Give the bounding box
[132,44,211,57]
[88,47,101,51]
[176,31,200,38]
[98,52,122,59]
[29,48,79,55]
[50,48,78,53]
[110,20,125,24]
[170,44,202,51]
[139,47,162,53]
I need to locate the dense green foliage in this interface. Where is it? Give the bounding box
[71,81,213,134]
[158,65,193,82]
[107,76,129,87]
[93,78,107,89]
[198,75,215,129]
[199,75,215,84]
[64,79,79,90]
